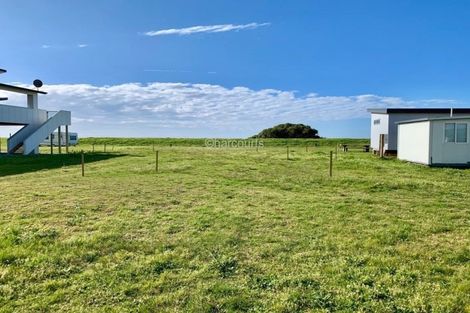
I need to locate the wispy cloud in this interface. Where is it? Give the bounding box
[41,44,89,49]
[144,69,192,73]
[144,22,270,36]
[4,82,457,137]
[144,69,217,75]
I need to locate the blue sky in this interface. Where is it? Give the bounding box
[1,0,470,138]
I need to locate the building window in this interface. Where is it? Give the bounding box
[445,123,467,143]
[445,123,455,142]
[457,123,467,143]
[70,135,77,141]
[373,119,380,125]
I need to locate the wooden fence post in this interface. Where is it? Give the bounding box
[58,126,62,154]
[329,151,333,177]
[81,151,85,177]
[155,150,159,173]
[379,134,385,158]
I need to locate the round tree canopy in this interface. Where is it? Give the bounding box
[253,123,320,138]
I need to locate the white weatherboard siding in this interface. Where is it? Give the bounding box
[370,113,388,151]
[397,121,430,165]
[430,119,470,165]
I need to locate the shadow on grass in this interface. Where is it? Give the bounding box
[0,152,126,177]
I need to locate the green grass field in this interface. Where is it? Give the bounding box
[0,138,469,312]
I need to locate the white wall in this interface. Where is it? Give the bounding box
[370,113,388,150]
[430,119,470,165]
[397,121,430,165]
[0,104,47,125]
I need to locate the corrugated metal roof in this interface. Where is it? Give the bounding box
[396,116,470,125]
[368,108,470,114]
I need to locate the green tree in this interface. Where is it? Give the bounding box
[253,123,320,138]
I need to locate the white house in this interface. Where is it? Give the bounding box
[368,108,470,154]
[397,117,470,166]
[0,68,72,155]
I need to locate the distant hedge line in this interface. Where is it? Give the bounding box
[78,137,368,147]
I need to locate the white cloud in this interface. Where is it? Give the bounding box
[40,44,89,49]
[72,117,94,123]
[2,82,457,137]
[144,22,270,36]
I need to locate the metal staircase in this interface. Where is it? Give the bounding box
[1,67,72,155]
[23,111,71,155]
[6,111,71,155]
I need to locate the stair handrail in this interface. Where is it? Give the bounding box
[7,125,32,153]
[47,111,58,119]
[23,110,71,155]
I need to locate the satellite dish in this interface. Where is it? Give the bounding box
[33,79,43,89]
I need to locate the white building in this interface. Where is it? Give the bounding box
[397,117,470,166]
[368,108,470,154]
[0,68,71,155]
[41,132,79,146]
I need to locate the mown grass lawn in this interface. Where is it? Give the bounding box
[0,138,469,312]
